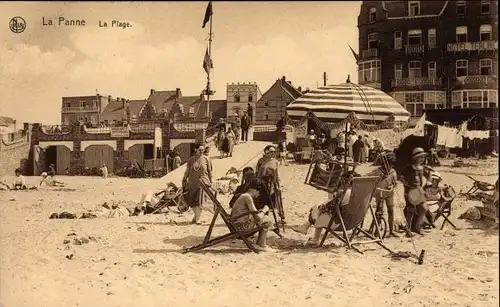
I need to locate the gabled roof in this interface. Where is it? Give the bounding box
[258,78,303,104]
[0,116,15,126]
[101,99,146,122]
[192,99,227,120]
[148,90,178,113]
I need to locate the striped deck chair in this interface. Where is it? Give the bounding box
[184,181,262,253]
[318,176,393,254]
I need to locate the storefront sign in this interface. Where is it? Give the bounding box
[110,127,129,138]
[154,127,162,148]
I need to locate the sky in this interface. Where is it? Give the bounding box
[0,1,361,125]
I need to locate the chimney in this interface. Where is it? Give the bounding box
[122,98,126,108]
[282,76,286,82]
[117,97,120,102]
[150,89,155,96]
[176,88,181,99]
[108,95,111,102]
[298,86,302,93]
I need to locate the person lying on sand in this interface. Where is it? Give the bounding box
[135,183,188,215]
[39,172,66,187]
[231,178,276,252]
[291,187,352,246]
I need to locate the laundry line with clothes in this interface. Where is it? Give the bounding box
[435,117,493,149]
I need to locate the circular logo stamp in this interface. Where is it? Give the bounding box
[9,16,26,34]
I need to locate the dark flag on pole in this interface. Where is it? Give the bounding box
[203,47,213,74]
[347,44,359,62]
[202,1,213,28]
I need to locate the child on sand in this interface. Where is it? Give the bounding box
[100,163,108,178]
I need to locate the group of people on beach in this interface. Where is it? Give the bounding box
[215,110,253,159]
[1,165,66,191]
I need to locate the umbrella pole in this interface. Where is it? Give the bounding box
[344,121,348,173]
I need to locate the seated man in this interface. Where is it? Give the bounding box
[39,172,66,187]
[230,178,275,252]
[292,187,352,246]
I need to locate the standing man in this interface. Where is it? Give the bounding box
[240,111,250,142]
[247,103,254,126]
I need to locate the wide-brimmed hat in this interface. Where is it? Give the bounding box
[431,172,442,181]
[41,172,48,177]
[411,147,427,159]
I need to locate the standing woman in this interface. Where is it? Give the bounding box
[182,145,213,224]
[216,126,226,159]
[352,135,365,163]
[226,126,236,157]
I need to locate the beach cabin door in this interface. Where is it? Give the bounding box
[32,145,45,176]
[56,146,71,175]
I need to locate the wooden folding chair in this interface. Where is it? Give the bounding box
[304,161,344,192]
[151,183,188,214]
[184,181,262,253]
[431,185,458,230]
[318,176,393,254]
[464,175,495,196]
[261,180,285,234]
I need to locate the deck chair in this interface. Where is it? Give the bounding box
[261,179,285,234]
[318,176,393,254]
[304,161,344,192]
[151,183,188,214]
[184,181,262,253]
[426,185,458,230]
[464,175,495,196]
[294,146,314,164]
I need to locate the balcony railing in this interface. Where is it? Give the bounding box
[361,48,378,58]
[456,75,495,85]
[447,41,498,52]
[392,77,442,87]
[61,106,99,113]
[405,44,425,55]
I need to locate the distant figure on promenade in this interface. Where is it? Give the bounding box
[240,111,251,142]
[247,103,254,125]
[276,117,285,140]
[233,113,241,145]
[182,145,213,224]
[216,126,227,158]
[225,127,236,157]
[361,134,371,163]
[173,151,182,170]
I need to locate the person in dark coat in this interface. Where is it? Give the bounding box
[240,111,251,142]
[247,103,254,125]
[352,135,365,163]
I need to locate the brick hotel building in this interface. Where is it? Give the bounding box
[357,0,498,116]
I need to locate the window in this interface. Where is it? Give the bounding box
[481,0,490,14]
[480,58,492,75]
[405,92,424,116]
[264,102,269,107]
[408,1,420,16]
[394,31,402,50]
[456,0,466,15]
[368,33,378,49]
[456,90,497,108]
[394,63,403,79]
[428,62,436,79]
[480,25,492,41]
[456,26,467,42]
[248,94,253,102]
[456,60,468,77]
[408,61,422,78]
[408,29,422,45]
[264,111,269,120]
[369,7,377,22]
[358,60,381,83]
[234,94,240,102]
[428,29,436,47]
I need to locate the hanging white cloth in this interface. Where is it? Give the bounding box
[457,121,468,137]
[465,130,490,140]
[413,113,426,136]
[445,127,462,148]
[436,126,448,146]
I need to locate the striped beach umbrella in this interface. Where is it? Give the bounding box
[286,82,410,124]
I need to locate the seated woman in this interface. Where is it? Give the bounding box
[229,167,256,208]
[1,168,32,190]
[135,183,187,214]
[39,172,66,187]
[292,187,352,246]
[230,178,275,252]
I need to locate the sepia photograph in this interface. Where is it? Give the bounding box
[0,1,498,306]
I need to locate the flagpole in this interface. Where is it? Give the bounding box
[206,4,213,119]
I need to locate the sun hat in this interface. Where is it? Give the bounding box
[431,172,442,181]
[41,172,48,177]
[411,147,427,160]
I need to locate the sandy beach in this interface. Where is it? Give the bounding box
[0,147,498,307]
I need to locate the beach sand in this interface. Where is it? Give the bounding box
[0,150,498,307]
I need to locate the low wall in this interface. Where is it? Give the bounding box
[0,142,29,175]
[253,125,276,142]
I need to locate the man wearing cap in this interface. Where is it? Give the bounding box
[399,147,430,236]
[240,111,251,142]
[182,144,213,224]
[230,178,275,252]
